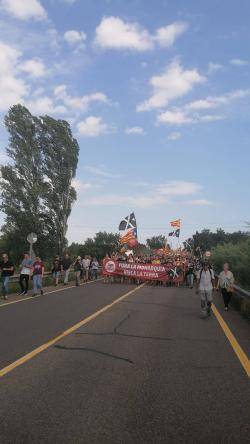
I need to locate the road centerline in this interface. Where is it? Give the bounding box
[0,283,146,378]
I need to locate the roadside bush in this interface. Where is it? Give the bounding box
[211,238,250,290]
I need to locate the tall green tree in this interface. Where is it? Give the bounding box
[39,116,79,254]
[0,105,79,259]
[0,105,48,259]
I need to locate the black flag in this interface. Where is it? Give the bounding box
[169,229,180,238]
[119,212,137,231]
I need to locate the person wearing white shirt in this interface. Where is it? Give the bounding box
[196,262,215,317]
[81,256,91,282]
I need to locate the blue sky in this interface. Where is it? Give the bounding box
[0,0,249,244]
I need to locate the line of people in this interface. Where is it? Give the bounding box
[51,254,100,287]
[0,252,100,300]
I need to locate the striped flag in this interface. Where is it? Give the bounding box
[170,219,181,228]
[120,228,137,245]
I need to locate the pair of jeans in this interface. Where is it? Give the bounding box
[221,288,232,308]
[91,269,98,280]
[20,274,29,293]
[187,274,194,287]
[200,290,213,316]
[2,276,10,296]
[33,274,42,294]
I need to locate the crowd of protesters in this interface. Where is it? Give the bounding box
[0,250,235,316]
[0,252,100,300]
[102,252,235,316]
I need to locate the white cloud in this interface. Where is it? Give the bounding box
[71,179,93,192]
[80,194,166,208]
[230,58,249,66]
[157,109,224,126]
[156,181,202,196]
[157,109,193,125]
[198,114,224,122]
[125,126,145,135]
[0,41,28,112]
[185,89,250,111]
[137,60,205,111]
[0,0,47,20]
[77,116,112,137]
[19,58,46,78]
[168,131,181,140]
[78,180,202,208]
[64,30,87,49]
[84,165,120,178]
[26,97,67,115]
[94,16,153,51]
[185,199,213,206]
[54,84,110,112]
[94,17,188,52]
[157,88,250,126]
[207,62,223,74]
[154,21,188,47]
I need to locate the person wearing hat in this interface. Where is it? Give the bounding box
[196,261,215,317]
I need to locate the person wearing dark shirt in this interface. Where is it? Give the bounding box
[0,253,14,300]
[61,254,72,286]
[186,262,194,289]
[74,256,82,286]
[52,256,61,286]
[32,256,44,296]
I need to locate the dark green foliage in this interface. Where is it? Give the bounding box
[39,115,79,254]
[146,235,167,250]
[211,239,250,290]
[190,228,248,253]
[68,232,120,260]
[0,105,79,259]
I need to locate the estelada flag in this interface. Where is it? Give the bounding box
[119,212,137,231]
[170,219,181,228]
[120,228,137,245]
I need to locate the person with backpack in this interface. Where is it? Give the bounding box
[196,261,215,317]
[216,263,235,311]
[0,253,14,300]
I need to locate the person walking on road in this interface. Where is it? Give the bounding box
[91,257,99,280]
[52,256,61,286]
[216,263,235,311]
[32,256,44,296]
[74,256,82,286]
[19,253,33,296]
[82,255,90,282]
[0,254,14,300]
[196,261,215,317]
[186,261,194,289]
[61,253,72,286]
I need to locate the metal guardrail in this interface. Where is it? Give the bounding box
[8,267,103,283]
[233,284,250,301]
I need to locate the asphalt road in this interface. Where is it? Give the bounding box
[0,281,249,443]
